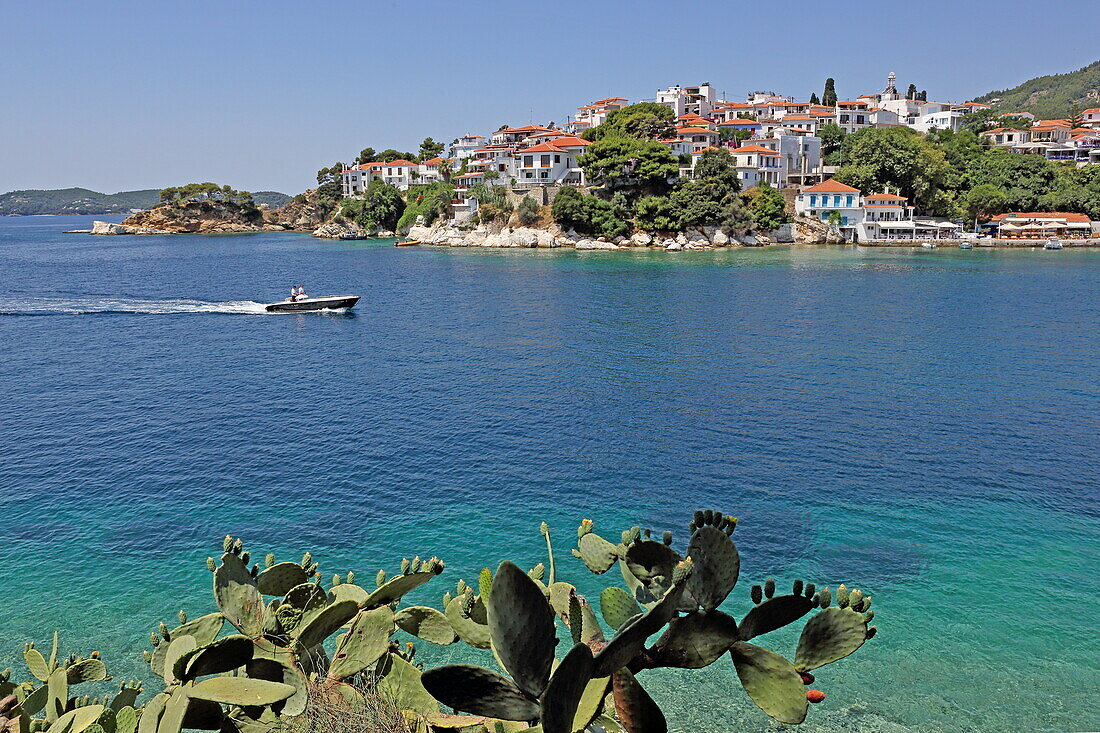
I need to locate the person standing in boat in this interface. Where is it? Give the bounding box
[289,285,298,302]
[296,285,307,301]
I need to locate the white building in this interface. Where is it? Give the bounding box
[795,179,961,241]
[729,144,782,186]
[1083,108,1100,129]
[656,83,719,118]
[911,110,964,133]
[451,134,485,160]
[569,97,629,134]
[513,136,592,187]
[676,125,721,152]
[980,127,1031,147]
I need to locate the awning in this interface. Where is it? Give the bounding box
[998,223,1023,230]
[880,221,915,228]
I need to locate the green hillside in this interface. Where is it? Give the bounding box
[973,60,1100,119]
[253,191,292,208]
[0,188,160,215]
[0,187,292,215]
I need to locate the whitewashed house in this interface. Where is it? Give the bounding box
[513,136,592,187]
[656,84,719,118]
[980,127,1031,147]
[570,97,628,134]
[729,144,782,186]
[451,134,485,160]
[676,125,721,152]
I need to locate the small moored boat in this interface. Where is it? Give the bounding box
[394,240,420,247]
[1043,238,1063,250]
[920,241,937,249]
[265,295,360,313]
[959,242,973,249]
[339,231,362,240]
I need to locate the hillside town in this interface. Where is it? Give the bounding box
[336,73,1100,244]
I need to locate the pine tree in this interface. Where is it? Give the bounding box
[919,90,927,102]
[822,78,837,107]
[809,92,820,105]
[906,84,918,100]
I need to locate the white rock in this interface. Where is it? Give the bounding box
[631,232,653,246]
[712,230,730,245]
[664,241,682,251]
[576,239,619,250]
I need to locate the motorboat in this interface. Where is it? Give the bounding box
[959,242,973,249]
[920,241,937,249]
[1043,238,1063,250]
[339,231,362,240]
[265,295,360,313]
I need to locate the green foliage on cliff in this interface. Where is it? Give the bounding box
[578,137,679,195]
[159,183,256,207]
[0,188,160,215]
[972,59,1100,120]
[339,180,406,232]
[397,181,455,233]
[551,186,630,238]
[581,102,676,142]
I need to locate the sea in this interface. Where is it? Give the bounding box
[1,215,1097,732]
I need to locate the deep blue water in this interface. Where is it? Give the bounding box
[1,215,1097,732]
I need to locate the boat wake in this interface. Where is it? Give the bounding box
[0,297,270,316]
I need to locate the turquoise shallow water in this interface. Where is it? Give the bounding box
[1,215,1098,732]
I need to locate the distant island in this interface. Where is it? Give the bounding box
[0,187,291,216]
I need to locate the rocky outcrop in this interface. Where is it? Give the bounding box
[790,216,844,244]
[90,220,175,235]
[91,190,331,235]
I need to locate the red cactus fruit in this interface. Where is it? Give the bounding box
[806,689,826,704]
[800,672,815,685]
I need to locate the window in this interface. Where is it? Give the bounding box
[524,155,533,167]
[809,195,817,207]
[554,155,560,163]
[541,155,551,167]
[845,196,853,207]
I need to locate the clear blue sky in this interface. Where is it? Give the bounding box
[2,0,1095,195]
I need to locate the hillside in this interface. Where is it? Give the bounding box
[0,188,159,216]
[973,60,1100,119]
[0,187,291,215]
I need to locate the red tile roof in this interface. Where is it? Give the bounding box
[730,144,779,156]
[382,159,417,167]
[866,193,907,200]
[677,127,718,135]
[802,179,860,194]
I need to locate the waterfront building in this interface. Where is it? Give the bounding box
[991,212,1097,238]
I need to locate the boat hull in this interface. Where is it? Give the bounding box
[265,296,360,312]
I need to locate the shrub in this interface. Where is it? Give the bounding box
[551,186,630,238]
[516,196,540,226]
[634,195,678,231]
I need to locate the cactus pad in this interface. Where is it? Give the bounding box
[794,606,869,671]
[47,704,105,733]
[421,664,540,721]
[395,606,457,646]
[23,647,49,682]
[600,586,644,631]
[737,594,815,640]
[170,613,224,648]
[573,533,619,574]
[612,670,666,733]
[65,658,108,684]
[362,570,441,610]
[175,635,253,681]
[294,599,359,649]
[540,643,595,733]
[213,554,266,637]
[445,596,491,649]
[592,579,685,678]
[729,641,807,724]
[375,653,440,716]
[649,610,740,669]
[686,526,740,611]
[186,677,296,706]
[487,561,556,698]
[255,562,308,596]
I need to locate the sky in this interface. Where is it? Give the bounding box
[1,0,1096,196]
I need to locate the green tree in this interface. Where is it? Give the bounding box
[961,183,1007,224]
[634,195,678,231]
[344,179,406,231]
[550,186,630,237]
[819,123,845,165]
[693,148,741,193]
[745,180,788,232]
[822,78,838,107]
[578,137,679,194]
[355,148,378,165]
[516,195,540,226]
[582,103,676,142]
[919,90,927,102]
[906,83,918,100]
[809,92,820,105]
[418,137,445,160]
[835,127,953,215]
[316,163,344,186]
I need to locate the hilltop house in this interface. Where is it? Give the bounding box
[451,134,485,160]
[656,84,719,118]
[569,97,628,134]
[1083,108,1100,129]
[513,136,591,187]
